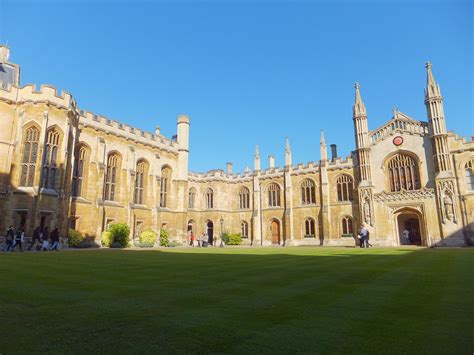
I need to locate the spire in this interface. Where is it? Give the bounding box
[254,144,261,171]
[353,81,366,117]
[392,106,398,120]
[285,137,292,167]
[320,129,328,161]
[425,61,441,99]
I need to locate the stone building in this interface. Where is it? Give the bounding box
[0,45,473,247]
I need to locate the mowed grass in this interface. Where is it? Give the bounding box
[0,247,473,354]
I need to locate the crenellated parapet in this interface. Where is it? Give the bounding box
[189,169,253,183]
[0,83,76,110]
[78,110,179,154]
[370,114,429,145]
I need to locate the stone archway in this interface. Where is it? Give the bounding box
[394,208,425,246]
[206,220,214,244]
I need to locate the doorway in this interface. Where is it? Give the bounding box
[271,220,280,244]
[206,221,214,244]
[397,213,422,246]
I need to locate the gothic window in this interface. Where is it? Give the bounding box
[104,153,120,201]
[304,218,315,237]
[341,216,353,236]
[188,188,196,209]
[160,166,171,208]
[20,126,40,187]
[239,187,250,209]
[72,145,88,197]
[387,153,421,192]
[42,128,60,189]
[268,183,281,207]
[134,160,148,205]
[465,159,474,191]
[301,179,316,205]
[241,221,249,238]
[205,188,214,209]
[336,174,354,201]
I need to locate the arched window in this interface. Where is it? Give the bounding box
[104,153,120,201]
[336,175,354,201]
[72,145,88,197]
[387,153,421,192]
[188,188,196,209]
[160,166,171,208]
[301,179,316,205]
[465,159,474,191]
[42,128,60,189]
[205,188,214,209]
[341,216,353,237]
[304,218,315,237]
[241,221,249,238]
[268,183,281,207]
[20,126,40,187]
[134,160,148,205]
[239,187,250,209]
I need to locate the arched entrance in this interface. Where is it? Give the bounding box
[206,221,214,244]
[395,209,423,246]
[271,219,280,244]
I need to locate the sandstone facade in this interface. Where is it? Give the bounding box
[0,45,473,247]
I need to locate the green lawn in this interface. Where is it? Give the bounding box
[0,247,473,354]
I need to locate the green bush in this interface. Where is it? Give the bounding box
[138,230,156,248]
[159,228,169,247]
[168,240,182,247]
[101,231,113,247]
[68,228,84,247]
[109,223,130,248]
[222,233,242,245]
[342,233,354,238]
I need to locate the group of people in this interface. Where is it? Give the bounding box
[188,231,216,247]
[3,225,61,252]
[357,225,372,248]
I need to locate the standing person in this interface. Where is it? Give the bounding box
[42,227,50,251]
[28,226,42,251]
[203,232,208,247]
[364,227,372,248]
[49,226,60,251]
[402,228,410,245]
[190,231,195,247]
[11,227,24,252]
[359,225,369,248]
[4,225,14,252]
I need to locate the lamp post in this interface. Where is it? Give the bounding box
[220,217,224,248]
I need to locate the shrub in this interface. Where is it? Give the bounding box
[75,237,100,249]
[342,233,354,238]
[68,228,84,247]
[159,228,169,247]
[109,223,130,248]
[101,231,113,247]
[168,240,182,247]
[222,233,242,246]
[138,230,156,248]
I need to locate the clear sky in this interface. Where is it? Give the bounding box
[0,0,472,173]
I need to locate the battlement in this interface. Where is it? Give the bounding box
[0,83,76,109]
[370,115,429,145]
[78,110,179,153]
[327,155,354,168]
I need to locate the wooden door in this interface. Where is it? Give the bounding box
[271,220,280,244]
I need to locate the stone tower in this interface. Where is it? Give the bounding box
[353,82,375,228]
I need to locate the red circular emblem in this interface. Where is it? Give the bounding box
[393,136,404,146]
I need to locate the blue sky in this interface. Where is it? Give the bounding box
[0,0,472,173]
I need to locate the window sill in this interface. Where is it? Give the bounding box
[72,197,93,204]
[40,188,58,197]
[99,200,124,208]
[14,186,38,194]
[131,204,151,211]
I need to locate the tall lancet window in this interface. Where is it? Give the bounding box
[42,128,60,189]
[268,183,281,207]
[72,145,88,197]
[239,187,250,209]
[387,154,421,192]
[205,188,214,209]
[134,160,147,205]
[336,175,354,201]
[465,159,474,191]
[188,188,196,209]
[160,166,171,208]
[104,153,120,201]
[20,126,40,187]
[301,179,316,205]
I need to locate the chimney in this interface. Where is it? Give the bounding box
[330,144,337,161]
[226,162,233,175]
[155,125,161,136]
[269,154,275,169]
[0,45,10,63]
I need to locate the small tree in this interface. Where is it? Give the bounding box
[139,230,156,247]
[68,228,84,247]
[109,223,130,248]
[101,231,113,247]
[160,228,169,247]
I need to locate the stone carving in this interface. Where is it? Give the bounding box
[437,180,457,224]
[373,188,435,202]
[359,189,373,226]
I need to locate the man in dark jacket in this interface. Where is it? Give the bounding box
[11,227,24,252]
[49,226,60,251]
[42,227,50,251]
[28,226,42,251]
[4,225,14,251]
